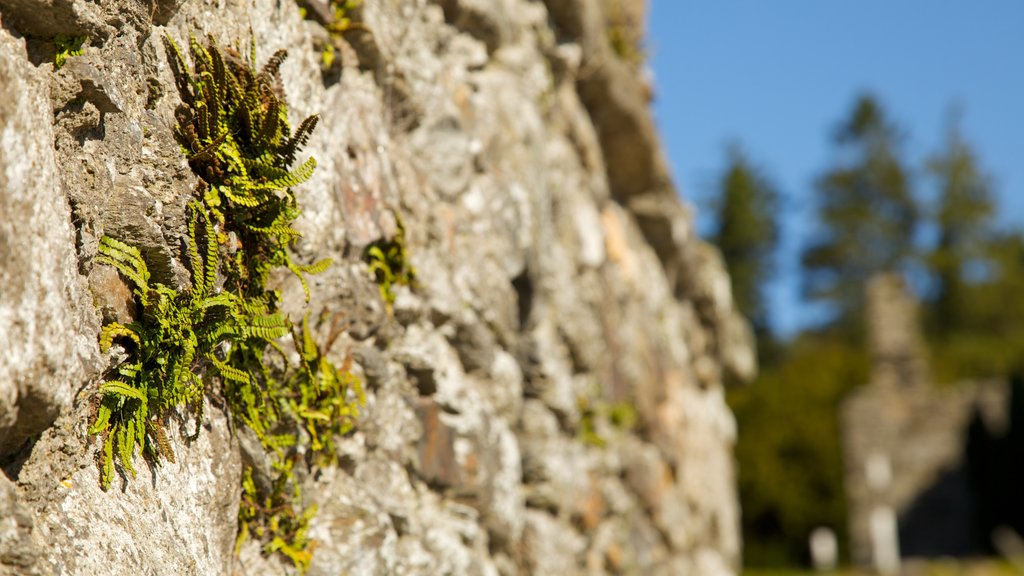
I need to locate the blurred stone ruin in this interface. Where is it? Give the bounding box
[842,273,1024,572]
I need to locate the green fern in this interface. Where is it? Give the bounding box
[237,465,316,571]
[53,34,86,69]
[164,35,322,299]
[287,314,364,464]
[90,34,366,572]
[364,217,416,308]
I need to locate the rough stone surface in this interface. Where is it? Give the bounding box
[0,21,100,459]
[0,0,754,574]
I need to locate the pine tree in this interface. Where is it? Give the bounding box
[712,145,780,334]
[925,116,995,337]
[802,94,918,329]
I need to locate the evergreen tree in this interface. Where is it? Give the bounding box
[931,231,1024,381]
[925,117,995,337]
[802,95,918,329]
[712,145,780,334]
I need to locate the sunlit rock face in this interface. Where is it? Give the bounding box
[0,0,753,574]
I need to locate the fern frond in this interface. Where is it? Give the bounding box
[90,401,113,435]
[258,49,288,85]
[241,222,301,238]
[149,420,176,464]
[101,380,148,403]
[299,314,319,363]
[200,292,237,310]
[211,357,252,385]
[252,157,316,192]
[256,96,281,150]
[118,421,137,478]
[97,236,151,291]
[163,36,193,106]
[116,362,141,379]
[195,98,212,142]
[135,397,147,454]
[100,323,140,352]
[295,258,331,275]
[287,260,312,303]
[221,185,265,208]
[244,313,290,341]
[100,429,115,489]
[186,205,207,299]
[187,131,228,163]
[280,115,319,165]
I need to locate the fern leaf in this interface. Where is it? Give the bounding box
[163,36,194,106]
[149,420,176,464]
[286,260,313,303]
[251,157,316,191]
[99,322,140,352]
[258,49,288,85]
[280,115,319,165]
[256,98,281,149]
[119,421,137,478]
[190,35,213,77]
[202,210,219,290]
[136,399,147,455]
[299,313,318,363]
[97,236,151,291]
[186,205,207,299]
[199,71,221,137]
[237,84,257,143]
[201,292,237,310]
[209,40,228,104]
[100,429,115,490]
[89,401,112,435]
[187,130,228,163]
[296,258,331,275]
[246,313,290,341]
[101,380,148,403]
[241,222,301,238]
[195,98,212,142]
[211,357,252,385]
[116,362,141,379]
[221,185,264,208]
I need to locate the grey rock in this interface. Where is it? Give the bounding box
[0,23,99,459]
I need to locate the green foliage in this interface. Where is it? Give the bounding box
[712,145,780,333]
[577,399,605,448]
[576,397,638,448]
[326,0,361,35]
[237,465,317,571]
[92,203,284,487]
[923,118,996,343]
[364,219,415,308]
[53,34,86,69]
[163,35,326,300]
[295,0,361,73]
[285,314,366,467]
[803,94,919,330]
[729,335,868,567]
[91,34,363,572]
[928,232,1024,382]
[912,115,1024,384]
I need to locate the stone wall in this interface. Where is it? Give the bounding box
[0,1,754,574]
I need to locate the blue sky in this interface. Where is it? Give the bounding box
[648,2,1024,336]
